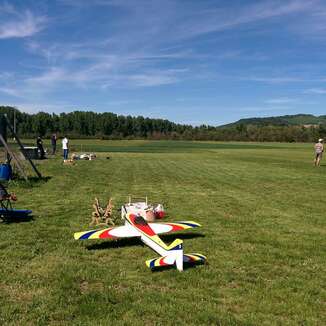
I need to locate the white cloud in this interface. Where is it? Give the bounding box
[243,76,305,83]
[2,101,75,114]
[265,97,297,104]
[169,0,316,41]
[106,99,140,106]
[3,0,326,118]
[0,86,22,97]
[126,74,178,87]
[18,0,323,98]
[304,88,326,94]
[234,106,293,113]
[0,63,187,102]
[26,67,67,85]
[0,5,46,39]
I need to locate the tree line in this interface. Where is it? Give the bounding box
[0,106,324,142]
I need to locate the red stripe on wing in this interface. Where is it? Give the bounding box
[166,223,185,232]
[99,228,116,239]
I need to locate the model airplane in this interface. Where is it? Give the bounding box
[74,212,206,271]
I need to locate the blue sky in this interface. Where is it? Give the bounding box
[0,0,326,125]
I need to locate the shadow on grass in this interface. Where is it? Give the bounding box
[10,176,52,188]
[86,237,141,250]
[86,232,205,251]
[150,261,207,273]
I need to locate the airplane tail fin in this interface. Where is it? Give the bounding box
[167,238,183,251]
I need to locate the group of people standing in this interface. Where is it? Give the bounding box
[36,134,69,160]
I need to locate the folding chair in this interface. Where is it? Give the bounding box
[0,182,32,222]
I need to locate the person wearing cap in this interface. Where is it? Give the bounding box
[314,138,324,166]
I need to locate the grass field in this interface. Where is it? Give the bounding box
[0,140,325,325]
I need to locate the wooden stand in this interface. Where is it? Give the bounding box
[90,198,116,226]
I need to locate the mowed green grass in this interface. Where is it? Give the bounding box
[0,140,325,325]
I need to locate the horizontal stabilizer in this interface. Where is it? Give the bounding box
[146,253,207,270]
[183,253,207,265]
[146,255,175,269]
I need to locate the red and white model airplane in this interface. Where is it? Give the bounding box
[74,210,206,271]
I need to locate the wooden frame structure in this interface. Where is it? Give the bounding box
[0,114,42,180]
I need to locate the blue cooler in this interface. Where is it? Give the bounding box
[0,164,12,180]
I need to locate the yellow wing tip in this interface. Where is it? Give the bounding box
[73,229,99,240]
[145,260,152,268]
[178,221,201,228]
[74,232,84,240]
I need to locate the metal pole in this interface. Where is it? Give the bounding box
[13,110,16,141]
[14,110,16,135]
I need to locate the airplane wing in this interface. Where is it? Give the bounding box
[148,221,201,235]
[74,225,140,240]
[74,221,201,240]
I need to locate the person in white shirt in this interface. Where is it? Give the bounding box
[62,136,69,160]
[314,138,324,167]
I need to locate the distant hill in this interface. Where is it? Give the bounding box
[220,114,326,128]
